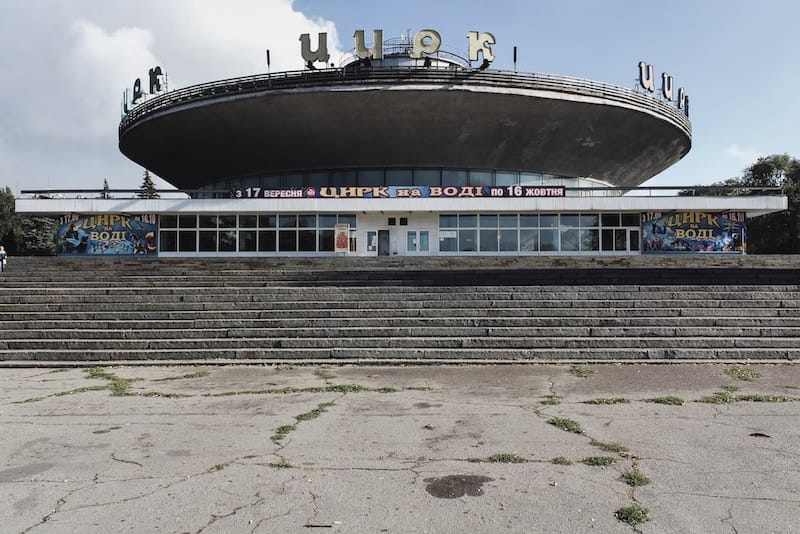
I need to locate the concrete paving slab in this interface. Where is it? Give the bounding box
[1,363,799,533]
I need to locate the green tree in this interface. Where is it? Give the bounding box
[0,186,22,254]
[17,217,57,255]
[685,155,800,253]
[138,169,160,199]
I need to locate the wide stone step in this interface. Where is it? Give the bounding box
[3,326,800,340]
[2,347,799,361]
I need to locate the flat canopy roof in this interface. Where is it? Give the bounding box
[119,68,692,189]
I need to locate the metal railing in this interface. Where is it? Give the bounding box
[118,65,692,139]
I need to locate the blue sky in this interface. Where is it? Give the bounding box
[0,0,797,193]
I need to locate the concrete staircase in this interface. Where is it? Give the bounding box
[1,256,799,362]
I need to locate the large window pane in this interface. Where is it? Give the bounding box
[440,214,457,228]
[160,231,177,251]
[581,229,599,251]
[338,214,357,228]
[615,229,628,251]
[469,171,492,186]
[259,215,276,228]
[298,230,317,251]
[179,231,196,252]
[459,229,477,252]
[499,215,517,228]
[199,216,217,228]
[179,215,197,228]
[319,230,334,251]
[239,215,257,228]
[413,169,440,186]
[479,214,498,227]
[219,230,237,251]
[283,173,304,187]
[479,229,498,252]
[218,216,236,229]
[520,229,538,252]
[540,230,558,251]
[439,230,457,252]
[279,215,297,228]
[386,169,412,185]
[258,230,276,251]
[442,170,468,186]
[319,215,337,228]
[239,230,257,251]
[160,215,177,228]
[622,214,641,227]
[331,170,356,186]
[298,214,316,228]
[199,231,217,251]
[602,229,614,251]
[358,169,384,186]
[279,230,297,251]
[539,215,558,228]
[308,172,328,187]
[459,214,477,228]
[561,229,579,251]
[495,172,516,186]
[561,214,580,228]
[580,214,599,228]
[499,230,517,251]
[520,173,542,185]
[601,213,621,227]
[519,214,538,227]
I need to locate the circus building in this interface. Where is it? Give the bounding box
[17,28,786,256]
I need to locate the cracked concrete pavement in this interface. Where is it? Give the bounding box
[1,363,799,533]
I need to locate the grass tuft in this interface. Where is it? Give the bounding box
[547,417,583,434]
[271,424,297,443]
[583,397,630,405]
[581,456,617,466]
[726,366,761,382]
[589,439,628,454]
[468,453,527,464]
[615,504,650,525]
[721,385,740,392]
[697,391,736,404]
[620,468,651,487]
[541,395,561,405]
[269,459,293,469]
[295,402,335,422]
[152,371,209,382]
[551,456,573,465]
[643,396,685,405]
[209,463,229,472]
[569,365,592,378]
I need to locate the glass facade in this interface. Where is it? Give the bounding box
[437,213,640,254]
[159,214,357,253]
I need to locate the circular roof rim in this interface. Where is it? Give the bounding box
[119,66,691,139]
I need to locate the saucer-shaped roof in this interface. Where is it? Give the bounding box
[119,67,691,189]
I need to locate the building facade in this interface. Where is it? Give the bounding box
[17,30,786,256]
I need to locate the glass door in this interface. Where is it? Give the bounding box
[406,230,430,255]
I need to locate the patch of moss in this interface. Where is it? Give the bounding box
[541,395,561,405]
[581,456,617,466]
[589,439,628,454]
[271,424,297,443]
[583,397,630,405]
[726,366,761,382]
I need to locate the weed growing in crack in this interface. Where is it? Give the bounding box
[615,504,649,525]
[541,395,561,405]
[581,456,617,466]
[726,366,761,382]
[569,365,592,378]
[589,439,628,454]
[295,402,335,422]
[151,371,209,382]
[584,397,630,405]
[314,368,336,381]
[551,456,573,465]
[269,459,293,469]
[207,384,372,397]
[375,387,398,393]
[547,417,583,434]
[468,453,527,464]
[271,424,297,443]
[620,468,651,487]
[643,396,685,405]
[697,391,736,404]
[721,385,740,392]
[209,463,229,472]
[698,392,796,404]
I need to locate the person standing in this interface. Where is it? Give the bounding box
[0,245,6,273]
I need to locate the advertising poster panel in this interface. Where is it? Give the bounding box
[57,214,158,255]
[642,211,745,253]
[334,224,350,253]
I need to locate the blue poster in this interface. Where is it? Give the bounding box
[57,214,158,255]
[642,211,745,253]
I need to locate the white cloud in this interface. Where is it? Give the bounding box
[0,0,344,193]
[722,144,760,162]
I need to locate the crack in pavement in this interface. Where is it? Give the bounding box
[195,492,265,534]
[721,507,739,534]
[660,491,800,503]
[110,452,143,468]
[20,478,99,533]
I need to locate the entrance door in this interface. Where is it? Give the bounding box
[629,229,640,252]
[406,230,430,255]
[378,230,391,256]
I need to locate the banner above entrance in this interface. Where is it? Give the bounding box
[232,185,566,199]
